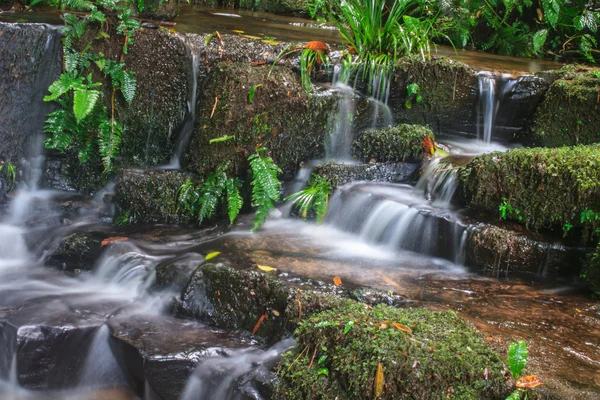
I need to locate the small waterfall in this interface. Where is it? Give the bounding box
[78,325,125,389]
[163,36,199,169]
[477,72,520,144]
[414,157,466,208]
[325,66,356,160]
[369,69,393,129]
[180,338,295,400]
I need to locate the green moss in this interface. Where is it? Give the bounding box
[352,124,434,163]
[582,243,600,293]
[183,62,334,179]
[275,301,508,399]
[530,67,600,147]
[458,145,600,233]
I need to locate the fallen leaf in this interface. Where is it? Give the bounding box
[205,251,221,260]
[252,314,268,335]
[422,135,435,156]
[100,237,128,247]
[374,363,384,398]
[333,276,342,286]
[232,29,244,33]
[258,265,276,272]
[381,274,401,290]
[272,310,280,317]
[392,322,413,334]
[516,375,543,388]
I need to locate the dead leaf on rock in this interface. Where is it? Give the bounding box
[100,237,128,247]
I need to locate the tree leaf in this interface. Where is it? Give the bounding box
[508,340,528,380]
[333,276,342,286]
[374,363,384,398]
[532,29,548,53]
[257,265,276,272]
[392,322,412,334]
[343,320,354,334]
[205,251,221,260]
[516,375,543,388]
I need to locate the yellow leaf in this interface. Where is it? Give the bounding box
[241,34,262,40]
[205,251,221,261]
[258,265,276,272]
[333,276,342,286]
[232,29,244,33]
[374,363,384,398]
[516,375,543,388]
[392,322,413,334]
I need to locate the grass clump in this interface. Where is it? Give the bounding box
[275,301,508,399]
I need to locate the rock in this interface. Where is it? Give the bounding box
[136,0,180,21]
[153,261,197,292]
[274,301,510,399]
[349,287,407,307]
[465,222,589,277]
[352,124,434,163]
[457,145,600,233]
[389,57,478,136]
[582,243,600,293]
[182,62,335,179]
[46,231,106,272]
[312,161,420,187]
[528,66,600,147]
[115,168,196,224]
[0,22,61,171]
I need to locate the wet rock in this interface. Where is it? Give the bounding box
[504,74,549,132]
[107,314,253,400]
[312,161,420,187]
[115,168,196,224]
[389,57,479,136]
[529,66,600,147]
[465,222,589,277]
[46,231,106,272]
[457,145,600,233]
[0,22,61,168]
[275,301,510,399]
[349,287,407,307]
[153,261,197,292]
[136,0,180,21]
[352,124,434,163]
[182,61,335,179]
[179,263,291,342]
[582,243,600,293]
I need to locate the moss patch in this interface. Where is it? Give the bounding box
[115,168,196,224]
[275,301,508,399]
[352,124,434,163]
[183,62,334,179]
[529,67,600,147]
[458,145,600,233]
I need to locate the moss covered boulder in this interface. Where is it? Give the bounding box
[390,58,478,135]
[136,0,180,21]
[275,301,509,399]
[529,67,600,147]
[182,62,334,179]
[312,161,420,188]
[115,169,195,224]
[46,232,105,272]
[352,124,434,163]
[458,145,600,232]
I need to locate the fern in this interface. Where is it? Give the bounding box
[225,178,243,225]
[248,148,282,231]
[98,118,122,172]
[285,174,331,223]
[73,87,101,123]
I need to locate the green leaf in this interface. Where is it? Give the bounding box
[317,368,329,376]
[249,84,263,104]
[73,88,100,123]
[406,83,420,95]
[541,0,560,26]
[44,73,82,102]
[343,320,354,334]
[121,70,137,104]
[532,29,548,53]
[209,135,235,144]
[225,178,243,224]
[205,251,221,260]
[508,341,528,380]
[505,389,521,400]
[318,354,328,364]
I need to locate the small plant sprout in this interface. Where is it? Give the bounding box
[505,340,543,400]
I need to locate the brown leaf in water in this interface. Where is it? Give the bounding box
[374,363,384,398]
[333,276,342,286]
[392,322,412,334]
[422,136,435,156]
[252,314,268,335]
[381,274,401,290]
[516,375,543,388]
[100,237,128,247]
[305,41,329,53]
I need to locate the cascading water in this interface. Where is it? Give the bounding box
[477,72,520,144]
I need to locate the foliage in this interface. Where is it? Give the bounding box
[39,0,140,174]
[177,162,243,225]
[249,148,282,231]
[582,242,600,294]
[299,48,330,93]
[505,341,542,400]
[0,162,17,192]
[285,174,331,223]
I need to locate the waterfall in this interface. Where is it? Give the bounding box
[477,72,520,144]
[78,325,125,389]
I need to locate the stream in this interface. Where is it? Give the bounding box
[0,4,599,400]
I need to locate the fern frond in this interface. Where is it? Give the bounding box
[121,70,137,103]
[44,73,82,102]
[98,119,122,172]
[73,87,101,123]
[43,109,74,151]
[249,149,282,231]
[225,177,243,224]
[284,173,331,224]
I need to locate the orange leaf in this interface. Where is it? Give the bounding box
[374,363,384,398]
[333,276,342,286]
[392,322,412,334]
[252,314,268,335]
[305,41,329,53]
[516,375,543,388]
[100,237,128,247]
[422,136,435,156]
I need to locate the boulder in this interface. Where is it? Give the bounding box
[351,124,434,163]
[313,161,420,188]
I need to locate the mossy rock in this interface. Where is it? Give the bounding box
[352,124,434,163]
[458,145,600,233]
[390,57,478,135]
[312,161,420,188]
[582,243,600,293]
[188,0,336,18]
[115,168,196,224]
[183,62,335,179]
[529,67,600,147]
[136,0,180,21]
[46,232,104,271]
[275,301,509,399]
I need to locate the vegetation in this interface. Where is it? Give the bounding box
[582,243,600,294]
[505,341,542,400]
[249,147,283,231]
[275,301,508,399]
[285,173,332,223]
[0,162,16,192]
